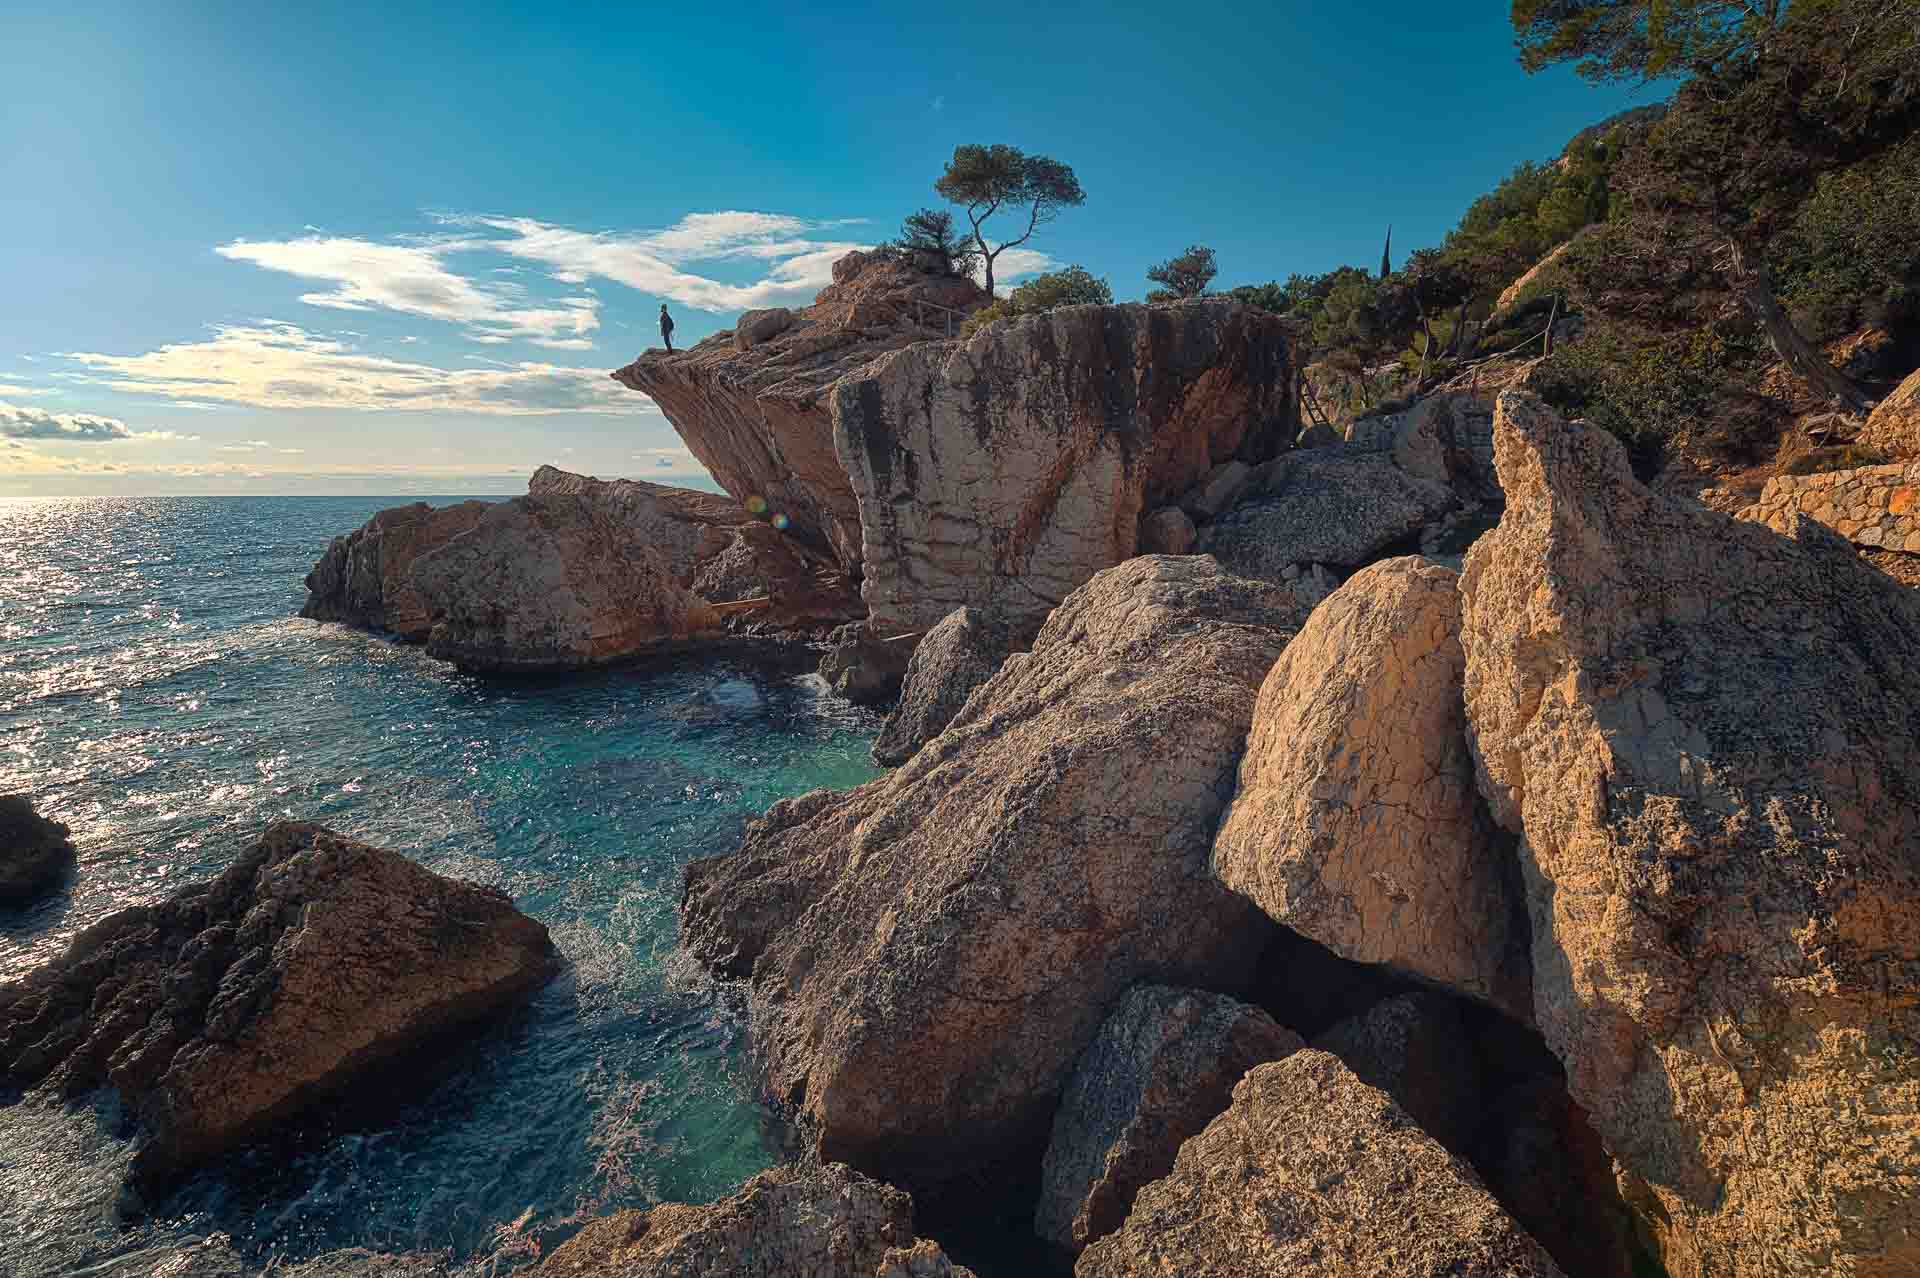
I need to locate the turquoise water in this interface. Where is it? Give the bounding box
[0,495,881,1276]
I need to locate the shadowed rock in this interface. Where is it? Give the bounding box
[0,823,559,1191]
[679,556,1307,1186]
[871,607,1017,766]
[1075,1050,1565,1277]
[0,795,76,907]
[1862,365,1920,459]
[1461,390,1920,1278]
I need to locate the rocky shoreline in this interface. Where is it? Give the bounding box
[10,246,1920,1276]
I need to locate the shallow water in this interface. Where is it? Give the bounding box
[0,495,881,1276]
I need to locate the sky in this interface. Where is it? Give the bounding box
[0,1,1641,497]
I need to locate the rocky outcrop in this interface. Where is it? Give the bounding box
[871,607,1015,767]
[0,822,558,1188]
[0,795,75,907]
[300,500,491,638]
[1861,365,1920,458]
[1212,557,1527,1014]
[535,1162,927,1278]
[818,621,917,706]
[832,301,1296,632]
[734,307,795,351]
[873,1239,977,1278]
[615,252,991,571]
[1138,507,1196,555]
[411,495,722,672]
[1459,390,1920,1278]
[1035,985,1302,1253]
[1075,1050,1566,1277]
[1310,993,1481,1160]
[678,556,1307,1184]
[1737,458,1920,554]
[1198,445,1454,581]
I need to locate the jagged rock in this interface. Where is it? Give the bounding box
[1212,557,1527,1014]
[1485,1074,1640,1278]
[819,621,917,706]
[1310,993,1481,1159]
[410,495,720,672]
[1858,362,1920,458]
[0,822,558,1189]
[873,1239,977,1278]
[1459,390,1920,1278]
[1139,507,1197,555]
[1036,985,1303,1254]
[1738,459,1920,554]
[832,301,1296,632]
[0,795,75,907]
[1180,460,1253,521]
[1391,393,1501,502]
[679,557,1306,1185]
[734,306,795,351]
[872,607,1014,767]
[614,252,991,571]
[535,1162,917,1278]
[1075,1050,1566,1277]
[1198,446,1454,580]
[300,500,491,639]
[1295,422,1343,449]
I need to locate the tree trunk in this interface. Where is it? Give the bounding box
[1723,236,1871,411]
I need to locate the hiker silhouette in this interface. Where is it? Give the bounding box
[659,304,675,353]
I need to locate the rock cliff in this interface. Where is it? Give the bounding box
[678,556,1306,1185]
[613,252,990,572]
[832,300,1296,632]
[0,822,559,1190]
[1460,390,1920,1277]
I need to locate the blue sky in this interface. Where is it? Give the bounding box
[0,1,1639,496]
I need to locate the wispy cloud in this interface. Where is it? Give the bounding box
[216,236,600,348]
[57,323,648,415]
[0,399,198,443]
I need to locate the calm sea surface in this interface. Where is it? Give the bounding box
[0,495,881,1276]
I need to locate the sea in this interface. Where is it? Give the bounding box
[0,494,885,1277]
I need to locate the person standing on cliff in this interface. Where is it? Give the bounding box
[659,303,675,354]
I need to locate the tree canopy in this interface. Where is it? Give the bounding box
[888,208,979,278]
[1146,245,1218,301]
[1511,0,1790,81]
[934,144,1086,296]
[959,265,1112,336]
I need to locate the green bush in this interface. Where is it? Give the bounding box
[959,265,1112,337]
[1774,135,1920,342]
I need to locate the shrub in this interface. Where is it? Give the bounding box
[959,266,1112,337]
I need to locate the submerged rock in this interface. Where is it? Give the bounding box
[0,795,75,907]
[1212,556,1528,1015]
[833,300,1296,632]
[534,1162,923,1278]
[1075,1049,1565,1277]
[615,252,991,572]
[300,500,491,639]
[1035,985,1302,1253]
[679,556,1306,1185]
[871,607,1016,767]
[0,822,559,1189]
[1460,390,1920,1278]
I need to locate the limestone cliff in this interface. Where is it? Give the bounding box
[613,252,990,573]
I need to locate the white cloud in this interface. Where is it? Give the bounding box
[57,323,648,415]
[0,399,197,443]
[216,235,600,348]
[983,248,1056,295]
[278,447,306,454]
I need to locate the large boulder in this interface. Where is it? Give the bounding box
[534,1162,926,1278]
[0,823,559,1189]
[1861,365,1920,459]
[1310,993,1482,1159]
[1459,390,1920,1278]
[300,500,491,639]
[871,607,1016,767]
[1212,557,1527,1014]
[0,795,75,907]
[679,556,1307,1185]
[410,495,721,672]
[832,301,1296,633]
[614,252,991,572]
[734,306,795,351]
[1035,985,1303,1253]
[1198,445,1454,580]
[1075,1050,1566,1277]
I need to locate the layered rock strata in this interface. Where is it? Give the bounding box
[1075,1050,1565,1276]
[1460,390,1920,1277]
[1212,555,1527,1015]
[1035,985,1302,1253]
[832,300,1296,632]
[0,822,559,1188]
[614,252,990,571]
[679,556,1307,1184]
[0,795,76,907]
